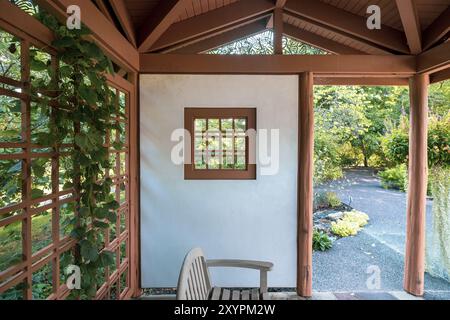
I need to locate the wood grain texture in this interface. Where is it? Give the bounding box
[404,73,429,297]
[297,72,314,298]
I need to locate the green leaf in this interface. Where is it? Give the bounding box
[30,59,48,71]
[106,211,117,223]
[93,220,109,229]
[93,207,108,219]
[70,227,85,240]
[98,251,115,267]
[104,200,119,210]
[79,84,98,105]
[31,188,44,199]
[52,36,75,48]
[80,240,98,262]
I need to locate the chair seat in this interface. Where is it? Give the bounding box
[209,287,264,300]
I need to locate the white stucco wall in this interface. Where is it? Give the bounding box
[140,74,298,288]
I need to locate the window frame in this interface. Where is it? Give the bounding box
[184,108,256,180]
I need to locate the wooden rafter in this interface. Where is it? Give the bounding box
[137,0,190,53]
[170,20,268,54]
[157,14,271,53]
[140,54,416,75]
[94,0,114,23]
[285,12,392,55]
[284,23,367,55]
[417,42,450,74]
[423,6,450,50]
[396,0,422,54]
[110,0,137,47]
[285,0,410,54]
[149,0,275,52]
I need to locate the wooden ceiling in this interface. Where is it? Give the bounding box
[92,0,450,55]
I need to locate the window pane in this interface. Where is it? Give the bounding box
[222,137,233,150]
[221,118,233,131]
[194,152,206,169]
[208,119,219,131]
[236,154,246,170]
[194,119,206,132]
[235,137,246,151]
[194,136,205,151]
[235,118,246,132]
[207,134,220,150]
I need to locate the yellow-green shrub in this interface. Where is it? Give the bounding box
[331,210,370,237]
[344,210,369,227]
[331,220,360,237]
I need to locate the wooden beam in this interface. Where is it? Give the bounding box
[417,42,450,74]
[36,0,139,71]
[285,0,410,54]
[285,12,392,55]
[314,77,409,86]
[138,0,189,53]
[140,54,416,75]
[150,0,275,51]
[273,8,284,54]
[297,71,314,298]
[404,73,429,297]
[423,6,450,50]
[396,0,422,54]
[94,0,114,23]
[430,68,450,84]
[171,20,267,54]
[284,24,367,55]
[110,0,137,47]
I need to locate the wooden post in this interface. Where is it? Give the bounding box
[404,73,429,296]
[273,8,284,54]
[297,72,314,298]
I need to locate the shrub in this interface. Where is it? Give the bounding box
[344,210,369,227]
[314,191,342,210]
[379,164,407,191]
[382,114,450,168]
[313,229,333,251]
[331,210,370,237]
[326,192,342,208]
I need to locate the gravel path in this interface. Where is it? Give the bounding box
[313,168,450,297]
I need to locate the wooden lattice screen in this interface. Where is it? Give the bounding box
[0,19,135,300]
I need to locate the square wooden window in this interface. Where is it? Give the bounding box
[184,108,256,180]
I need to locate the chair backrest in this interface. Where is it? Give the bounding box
[176,248,212,300]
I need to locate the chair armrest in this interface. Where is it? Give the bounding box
[206,259,273,294]
[206,259,273,271]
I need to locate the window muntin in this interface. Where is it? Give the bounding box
[185,108,256,180]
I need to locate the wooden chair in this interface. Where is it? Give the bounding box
[176,248,273,300]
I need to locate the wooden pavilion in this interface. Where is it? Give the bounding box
[0,0,449,299]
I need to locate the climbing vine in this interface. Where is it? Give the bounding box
[29,11,123,298]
